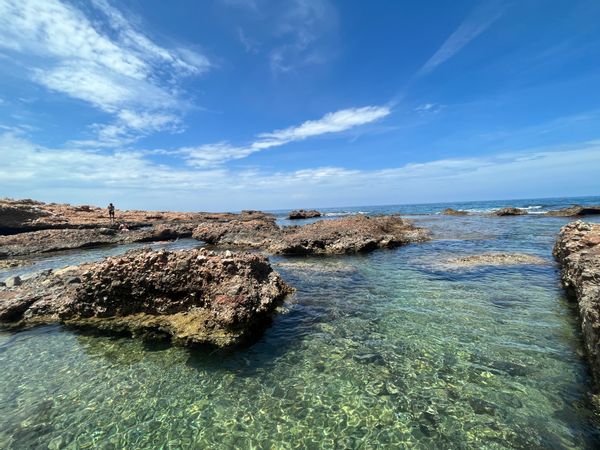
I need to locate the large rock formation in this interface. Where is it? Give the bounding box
[554,221,600,384]
[546,205,600,217]
[273,215,429,255]
[192,215,429,254]
[0,248,292,347]
[0,198,273,234]
[492,207,528,216]
[288,209,322,220]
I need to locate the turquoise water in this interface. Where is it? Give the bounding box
[1,197,600,448]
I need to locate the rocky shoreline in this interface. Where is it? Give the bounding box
[0,198,272,234]
[554,221,600,385]
[438,204,600,217]
[0,199,428,258]
[0,248,292,347]
[0,199,431,346]
[193,214,429,255]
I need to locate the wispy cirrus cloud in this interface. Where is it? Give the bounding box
[183,105,391,167]
[225,0,338,73]
[418,0,505,76]
[0,0,209,146]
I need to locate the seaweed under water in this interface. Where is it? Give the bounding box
[1,211,600,449]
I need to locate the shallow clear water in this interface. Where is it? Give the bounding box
[2,198,600,449]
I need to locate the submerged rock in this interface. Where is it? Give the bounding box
[554,221,600,384]
[288,209,322,220]
[192,214,429,255]
[546,205,600,217]
[492,207,528,216]
[0,248,293,347]
[446,253,548,268]
[0,259,29,270]
[441,208,469,216]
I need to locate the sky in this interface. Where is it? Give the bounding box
[0,0,599,211]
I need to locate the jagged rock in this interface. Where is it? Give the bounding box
[288,209,322,220]
[492,207,528,216]
[441,208,469,216]
[554,221,600,384]
[273,215,428,254]
[193,214,429,255]
[0,248,293,347]
[546,205,600,217]
[445,253,548,268]
[4,276,21,288]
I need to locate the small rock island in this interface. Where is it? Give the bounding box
[288,209,322,220]
[0,248,292,347]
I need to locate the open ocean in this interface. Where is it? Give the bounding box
[1,195,600,449]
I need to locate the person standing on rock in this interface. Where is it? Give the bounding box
[108,203,115,224]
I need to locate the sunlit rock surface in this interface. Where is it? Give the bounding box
[554,221,600,383]
[193,214,429,254]
[0,248,292,347]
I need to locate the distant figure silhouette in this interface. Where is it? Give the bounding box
[108,203,115,223]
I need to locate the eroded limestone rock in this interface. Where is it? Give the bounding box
[554,221,600,384]
[0,248,293,347]
[288,209,322,220]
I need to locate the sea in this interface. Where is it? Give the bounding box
[1,195,600,449]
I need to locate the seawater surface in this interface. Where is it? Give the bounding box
[1,196,600,449]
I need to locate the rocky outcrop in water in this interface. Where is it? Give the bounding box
[554,221,600,384]
[288,209,322,220]
[0,248,292,347]
[192,215,429,254]
[546,205,600,217]
[492,207,527,216]
[274,215,429,254]
[441,208,469,216]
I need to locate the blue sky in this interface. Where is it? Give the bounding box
[0,0,599,211]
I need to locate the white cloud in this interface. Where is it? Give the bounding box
[414,103,445,115]
[183,105,391,167]
[260,106,390,141]
[418,1,504,76]
[0,0,209,146]
[3,130,599,211]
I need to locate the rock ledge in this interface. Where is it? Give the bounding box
[554,221,600,384]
